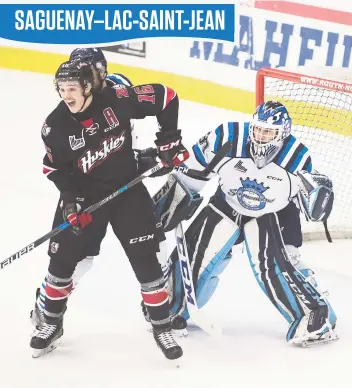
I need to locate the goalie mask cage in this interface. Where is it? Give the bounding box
[256,67,352,241]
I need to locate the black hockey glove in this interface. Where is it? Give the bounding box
[154,129,190,168]
[60,192,92,235]
[135,147,171,177]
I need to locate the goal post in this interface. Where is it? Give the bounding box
[256,67,352,240]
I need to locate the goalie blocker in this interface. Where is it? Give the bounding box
[153,174,203,233]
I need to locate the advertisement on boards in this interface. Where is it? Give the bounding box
[191,1,352,70]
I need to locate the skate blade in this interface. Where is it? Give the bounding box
[32,339,60,358]
[301,334,339,348]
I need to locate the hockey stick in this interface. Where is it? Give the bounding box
[175,141,232,336]
[0,142,231,272]
[175,222,222,337]
[184,141,232,178]
[0,161,167,271]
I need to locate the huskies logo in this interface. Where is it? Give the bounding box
[78,131,126,173]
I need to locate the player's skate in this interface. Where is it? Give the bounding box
[29,288,44,337]
[30,318,64,358]
[153,325,183,361]
[287,305,338,348]
[141,301,188,337]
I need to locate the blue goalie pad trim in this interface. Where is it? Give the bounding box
[196,229,240,309]
[274,258,301,324]
[286,319,300,341]
[214,124,224,153]
[192,144,208,167]
[300,269,337,327]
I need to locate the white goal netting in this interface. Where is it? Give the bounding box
[257,67,352,240]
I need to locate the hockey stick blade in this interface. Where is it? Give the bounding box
[175,223,222,337]
[0,161,167,271]
[185,141,232,178]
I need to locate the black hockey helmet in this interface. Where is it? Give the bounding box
[54,60,94,94]
[69,47,107,71]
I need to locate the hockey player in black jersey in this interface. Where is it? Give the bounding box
[30,47,178,335]
[29,59,189,360]
[69,47,134,89]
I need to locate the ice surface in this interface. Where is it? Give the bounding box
[0,69,350,388]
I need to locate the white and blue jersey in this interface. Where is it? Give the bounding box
[179,121,312,218]
[105,73,133,87]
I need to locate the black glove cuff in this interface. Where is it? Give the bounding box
[155,129,182,145]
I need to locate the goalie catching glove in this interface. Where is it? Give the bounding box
[297,170,334,222]
[60,192,92,235]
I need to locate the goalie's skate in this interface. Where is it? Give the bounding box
[153,325,183,362]
[287,306,338,348]
[299,322,339,348]
[30,319,63,358]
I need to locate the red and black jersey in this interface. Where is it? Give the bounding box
[42,83,178,199]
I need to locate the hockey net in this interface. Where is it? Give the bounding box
[256,67,352,240]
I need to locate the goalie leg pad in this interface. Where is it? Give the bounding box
[286,245,337,331]
[244,213,331,326]
[297,267,337,337]
[196,236,238,309]
[169,203,241,319]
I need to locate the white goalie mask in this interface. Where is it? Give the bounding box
[249,101,292,169]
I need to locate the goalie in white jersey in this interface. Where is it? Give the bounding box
[153,101,337,346]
